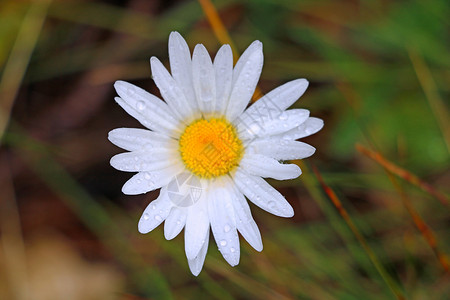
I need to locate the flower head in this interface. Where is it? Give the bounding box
[109,32,323,275]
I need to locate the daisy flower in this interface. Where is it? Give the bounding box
[109,32,323,276]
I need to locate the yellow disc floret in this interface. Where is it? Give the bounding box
[179,118,243,178]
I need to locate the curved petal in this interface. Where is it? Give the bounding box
[150,57,199,123]
[237,109,310,141]
[207,178,240,266]
[164,206,187,240]
[225,41,263,121]
[188,230,209,276]
[230,186,263,252]
[236,79,309,128]
[231,40,262,88]
[214,44,233,114]
[239,153,301,180]
[168,32,198,113]
[121,165,183,195]
[108,128,175,152]
[110,148,180,172]
[247,139,316,160]
[192,44,216,116]
[233,170,294,217]
[184,194,210,260]
[114,81,180,136]
[138,188,173,234]
[279,117,324,140]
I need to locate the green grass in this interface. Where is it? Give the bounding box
[1,0,449,299]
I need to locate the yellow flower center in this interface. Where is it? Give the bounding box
[179,118,243,179]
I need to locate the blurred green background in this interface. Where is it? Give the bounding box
[0,0,449,299]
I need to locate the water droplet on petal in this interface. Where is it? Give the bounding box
[230,247,236,253]
[136,101,146,111]
[220,240,227,246]
[143,213,150,220]
[224,225,231,232]
[268,201,277,210]
[154,215,162,221]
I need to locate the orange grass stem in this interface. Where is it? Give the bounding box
[311,164,405,300]
[356,144,448,206]
[356,144,450,272]
[197,0,238,58]
[398,181,450,272]
[197,0,263,102]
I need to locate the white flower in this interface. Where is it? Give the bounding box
[109,32,323,276]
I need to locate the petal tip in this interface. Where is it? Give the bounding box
[138,219,151,234]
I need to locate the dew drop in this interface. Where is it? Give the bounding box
[224,225,231,232]
[220,240,227,246]
[143,213,150,220]
[151,204,157,210]
[154,215,162,221]
[268,201,277,210]
[136,101,146,111]
[230,247,236,253]
[279,113,288,120]
[127,88,136,97]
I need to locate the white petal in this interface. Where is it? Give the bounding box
[121,166,182,195]
[184,195,210,260]
[240,153,301,180]
[230,186,263,252]
[110,148,179,172]
[214,44,233,114]
[238,109,310,141]
[207,179,240,266]
[164,206,187,240]
[279,117,324,140]
[192,44,216,115]
[114,81,180,136]
[225,41,263,121]
[150,57,199,122]
[188,230,209,276]
[108,128,175,152]
[233,170,294,217]
[168,32,198,113]
[231,40,262,88]
[248,139,316,160]
[138,188,173,234]
[236,79,309,128]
